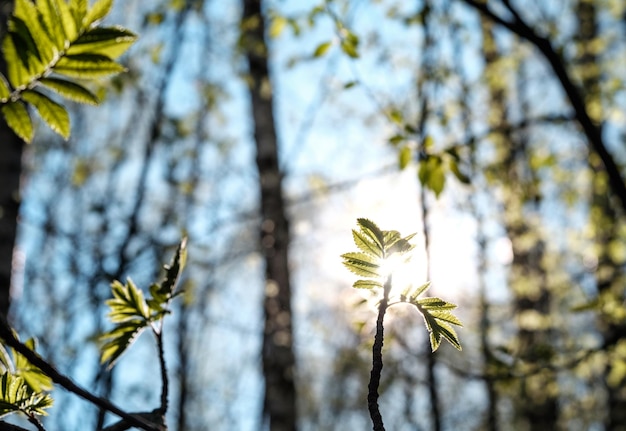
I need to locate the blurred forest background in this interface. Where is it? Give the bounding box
[1,0,626,430]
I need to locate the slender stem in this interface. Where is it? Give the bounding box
[155,323,168,414]
[367,275,391,431]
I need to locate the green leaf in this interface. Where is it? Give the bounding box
[399,146,412,170]
[353,279,383,290]
[54,54,126,78]
[2,34,30,88]
[356,218,385,252]
[340,39,359,58]
[0,372,53,418]
[12,339,53,393]
[21,90,70,139]
[99,319,147,369]
[0,75,10,100]
[414,298,463,351]
[419,155,446,197]
[106,279,151,323]
[341,252,380,278]
[39,77,99,105]
[313,41,332,57]
[38,0,65,49]
[84,0,113,28]
[416,297,458,310]
[269,15,287,38]
[66,26,137,59]
[13,0,56,65]
[152,237,188,300]
[55,0,79,42]
[70,0,88,28]
[400,281,431,301]
[351,229,383,258]
[1,101,33,143]
[341,259,380,278]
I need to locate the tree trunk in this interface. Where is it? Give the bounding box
[575,2,626,428]
[0,0,21,320]
[241,1,297,430]
[480,15,558,429]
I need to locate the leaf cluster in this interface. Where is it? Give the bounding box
[341,218,415,288]
[0,0,137,142]
[342,219,462,351]
[100,238,187,368]
[0,338,53,419]
[399,282,463,351]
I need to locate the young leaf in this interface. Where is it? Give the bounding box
[353,279,383,290]
[70,0,88,28]
[352,229,383,258]
[399,145,412,170]
[12,339,53,393]
[1,101,34,143]
[2,34,30,88]
[66,26,137,59]
[106,279,151,323]
[0,75,10,100]
[13,0,56,65]
[356,218,385,252]
[99,319,147,369]
[55,0,79,42]
[54,54,126,78]
[341,252,380,278]
[21,90,71,139]
[414,299,463,351]
[84,0,113,28]
[39,77,99,105]
[38,0,65,49]
[313,41,332,57]
[152,237,188,299]
[0,372,53,418]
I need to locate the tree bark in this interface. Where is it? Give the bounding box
[574,2,626,428]
[241,1,298,430]
[0,0,21,320]
[480,14,558,429]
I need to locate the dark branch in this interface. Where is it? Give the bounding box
[367,275,391,431]
[459,0,626,214]
[0,318,164,431]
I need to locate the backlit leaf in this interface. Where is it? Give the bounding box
[99,320,146,369]
[313,41,332,57]
[84,0,113,27]
[22,90,70,139]
[1,101,33,143]
[269,15,287,38]
[3,34,30,88]
[399,145,412,169]
[40,77,99,105]
[106,279,151,323]
[55,54,126,78]
[12,339,53,393]
[55,0,78,42]
[356,218,385,252]
[353,279,383,290]
[352,229,383,258]
[0,75,10,100]
[66,26,137,59]
[38,0,65,49]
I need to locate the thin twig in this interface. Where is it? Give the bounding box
[155,323,168,414]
